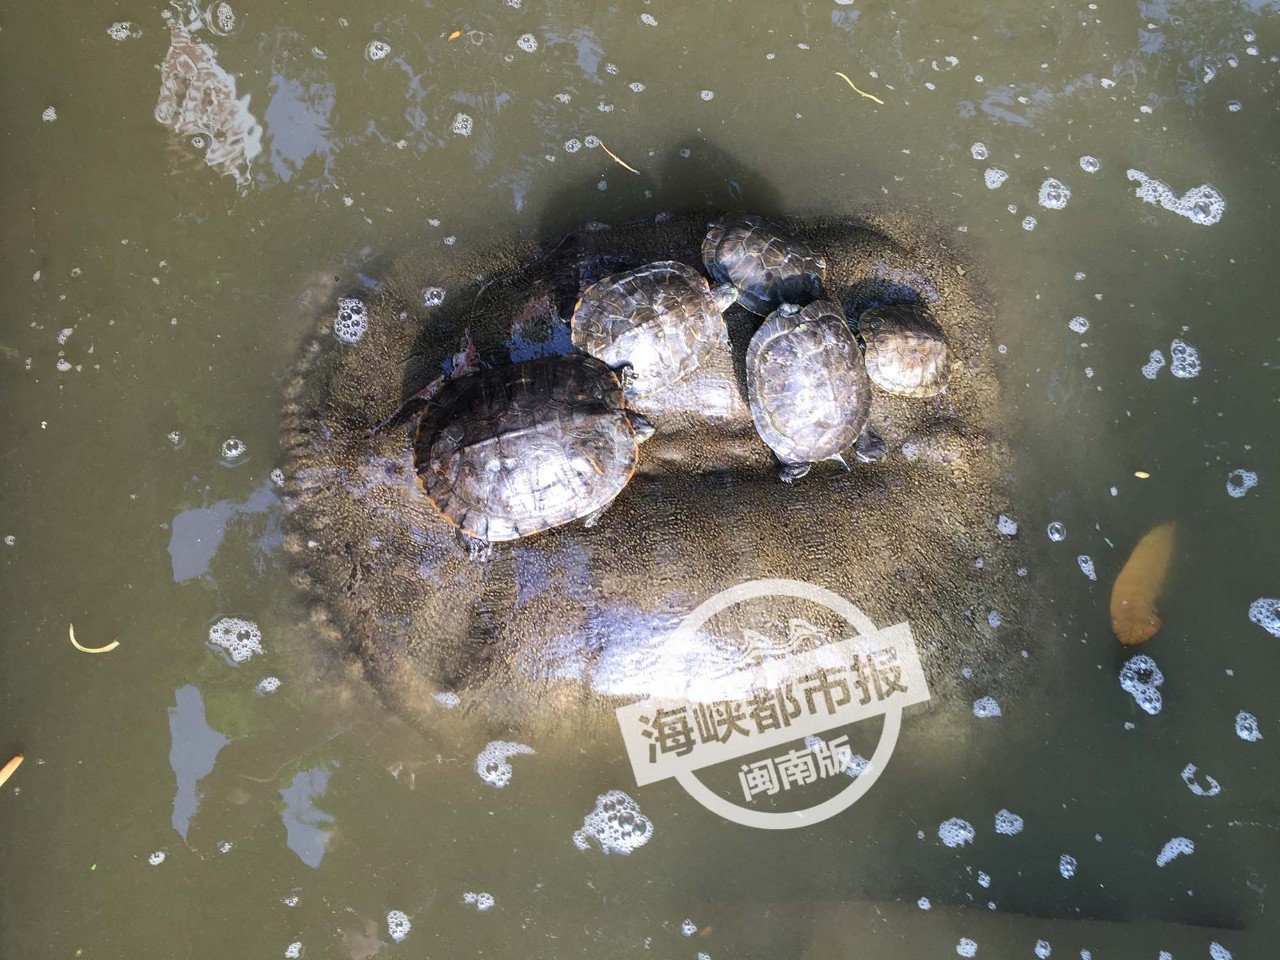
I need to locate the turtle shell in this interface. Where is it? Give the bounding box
[413,355,640,542]
[702,213,827,315]
[571,260,727,396]
[857,303,952,397]
[746,299,872,466]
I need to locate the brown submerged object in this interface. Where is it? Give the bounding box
[1110,520,1177,646]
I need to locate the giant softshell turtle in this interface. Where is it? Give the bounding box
[281,211,1024,736]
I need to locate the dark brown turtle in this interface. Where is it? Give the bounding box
[571,260,735,397]
[701,213,827,315]
[413,354,653,552]
[746,300,884,483]
[856,303,953,397]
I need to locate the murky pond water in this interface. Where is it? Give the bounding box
[3,1,1278,957]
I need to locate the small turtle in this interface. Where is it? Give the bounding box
[855,303,952,397]
[746,300,884,483]
[702,213,827,315]
[571,260,735,396]
[413,355,653,553]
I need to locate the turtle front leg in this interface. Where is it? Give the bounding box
[456,530,494,562]
[854,425,887,464]
[777,461,812,483]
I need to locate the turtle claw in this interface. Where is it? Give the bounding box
[459,532,494,562]
[628,413,655,443]
[855,427,887,464]
[778,461,812,484]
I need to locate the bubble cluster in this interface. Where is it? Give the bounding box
[452,112,474,136]
[938,817,975,848]
[285,943,301,959]
[973,696,1002,718]
[1169,339,1200,378]
[564,138,582,153]
[987,609,1002,628]
[148,850,166,865]
[334,297,368,343]
[387,910,411,942]
[917,897,931,909]
[1155,836,1194,867]
[681,919,698,937]
[1248,597,1280,637]
[1119,654,1163,715]
[1038,178,1071,210]
[208,617,264,663]
[517,34,538,53]
[994,809,1024,835]
[1068,316,1089,334]
[256,676,281,695]
[1047,522,1066,542]
[983,168,1008,189]
[270,467,285,487]
[1058,854,1077,878]
[463,891,495,911]
[107,22,141,41]
[1077,556,1097,581]
[1210,944,1234,960]
[956,937,978,957]
[1226,469,1258,498]
[572,789,653,855]
[475,740,535,788]
[997,514,1018,535]
[1235,711,1262,741]
[221,437,247,461]
[1227,100,1242,112]
[207,2,237,35]
[1180,763,1221,797]
[1021,216,1038,231]
[434,691,460,708]
[366,40,391,61]
[1134,349,1167,382]
[42,106,57,123]
[1126,169,1225,226]
[422,286,446,307]
[970,142,988,160]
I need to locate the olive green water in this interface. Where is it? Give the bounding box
[2,1,1278,958]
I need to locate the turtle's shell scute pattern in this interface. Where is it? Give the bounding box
[746,300,873,465]
[858,303,952,397]
[414,355,638,542]
[571,260,726,396]
[702,213,826,316]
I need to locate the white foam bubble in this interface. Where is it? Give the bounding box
[285,943,301,959]
[1226,469,1258,498]
[983,168,1008,189]
[217,840,233,853]
[564,138,582,153]
[1248,598,1280,637]
[387,910,411,942]
[1079,155,1100,173]
[1069,316,1089,334]
[987,609,1002,628]
[270,467,284,487]
[1119,654,1163,715]
[1169,338,1200,378]
[1141,349,1166,379]
[1210,942,1234,960]
[1059,854,1077,878]
[1035,941,1052,959]
[971,142,989,160]
[629,81,645,92]
[1180,763,1221,797]
[997,514,1018,535]
[977,871,991,888]
[938,817,975,848]
[1047,522,1066,542]
[449,112,476,136]
[334,297,368,343]
[1021,216,1038,231]
[208,617,264,663]
[572,789,653,855]
[366,40,391,61]
[1155,836,1194,867]
[681,919,698,937]
[517,33,538,53]
[917,896,931,909]
[640,13,657,26]
[700,90,715,101]
[1077,556,1097,581]
[1038,178,1071,210]
[1227,100,1242,112]
[256,676,281,695]
[994,809,1024,835]
[475,741,535,788]
[423,286,446,307]
[973,696,1002,718]
[956,937,978,957]
[108,22,141,41]
[1127,169,1225,226]
[42,106,57,122]
[434,691,460,708]
[148,850,166,865]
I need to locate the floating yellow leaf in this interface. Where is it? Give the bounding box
[1110,521,1176,646]
[448,29,463,41]
[1134,470,1150,479]
[69,623,120,654]
[0,753,22,789]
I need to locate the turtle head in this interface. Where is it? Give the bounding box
[710,282,738,314]
[628,413,656,443]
